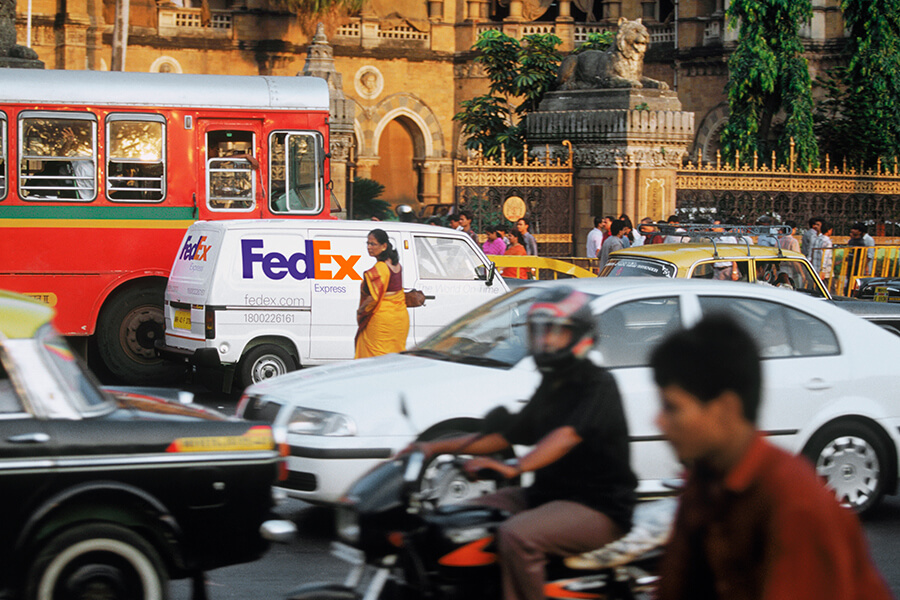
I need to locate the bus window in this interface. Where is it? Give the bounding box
[19,112,96,201]
[269,131,322,214]
[206,130,255,210]
[106,114,165,202]
[0,114,6,200]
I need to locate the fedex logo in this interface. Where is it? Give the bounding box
[180,235,212,262]
[241,239,363,281]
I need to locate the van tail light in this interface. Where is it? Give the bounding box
[278,441,290,481]
[205,307,216,339]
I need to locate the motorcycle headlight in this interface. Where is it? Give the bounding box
[286,407,356,436]
[336,506,360,545]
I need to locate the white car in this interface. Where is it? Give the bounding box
[238,278,900,514]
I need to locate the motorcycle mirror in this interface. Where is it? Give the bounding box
[482,406,512,433]
[404,450,425,484]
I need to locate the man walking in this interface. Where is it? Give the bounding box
[651,316,892,600]
[801,217,821,259]
[586,217,606,258]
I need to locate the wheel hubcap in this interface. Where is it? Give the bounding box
[65,564,128,600]
[120,306,164,362]
[816,435,880,509]
[252,356,287,382]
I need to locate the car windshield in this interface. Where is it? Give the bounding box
[601,257,677,278]
[37,327,115,415]
[406,286,561,368]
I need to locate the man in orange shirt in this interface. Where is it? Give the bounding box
[650,315,892,600]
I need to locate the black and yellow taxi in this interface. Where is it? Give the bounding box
[599,224,831,298]
[0,290,285,599]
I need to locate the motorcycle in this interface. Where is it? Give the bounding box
[264,448,677,600]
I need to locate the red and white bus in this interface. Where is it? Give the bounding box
[0,69,332,384]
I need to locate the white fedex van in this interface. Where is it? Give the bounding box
[159,220,508,387]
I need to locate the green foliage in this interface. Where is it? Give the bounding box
[454,30,562,160]
[460,194,508,232]
[721,0,819,170]
[814,0,900,167]
[351,177,392,221]
[573,31,615,54]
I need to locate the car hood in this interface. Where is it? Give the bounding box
[246,353,541,437]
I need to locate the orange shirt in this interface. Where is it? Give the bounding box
[502,243,527,279]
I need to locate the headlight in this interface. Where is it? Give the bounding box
[336,506,360,544]
[286,407,356,436]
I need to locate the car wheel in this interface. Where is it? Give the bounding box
[239,344,297,387]
[26,523,169,600]
[419,429,516,506]
[97,284,184,385]
[803,421,889,515]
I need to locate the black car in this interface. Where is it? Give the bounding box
[854,277,900,303]
[0,290,285,599]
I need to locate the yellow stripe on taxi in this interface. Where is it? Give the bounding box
[167,425,275,453]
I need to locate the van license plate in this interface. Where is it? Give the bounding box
[174,309,191,330]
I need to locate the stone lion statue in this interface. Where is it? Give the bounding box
[556,18,669,91]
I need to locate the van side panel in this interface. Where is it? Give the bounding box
[308,228,407,360]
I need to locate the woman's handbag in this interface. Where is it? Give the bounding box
[405,289,426,307]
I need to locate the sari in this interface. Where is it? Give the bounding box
[354,260,410,358]
[502,243,528,279]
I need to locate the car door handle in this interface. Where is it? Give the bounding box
[7,432,50,444]
[804,378,832,391]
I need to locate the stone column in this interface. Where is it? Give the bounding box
[0,0,42,68]
[302,24,356,217]
[527,89,694,247]
[556,0,575,52]
[355,157,379,180]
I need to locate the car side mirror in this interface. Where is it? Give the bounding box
[476,263,497,286]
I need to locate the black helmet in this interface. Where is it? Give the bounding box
[526,287,595,372]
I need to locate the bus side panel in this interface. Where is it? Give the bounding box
[0,222,187,334]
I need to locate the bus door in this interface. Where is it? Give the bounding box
[198,120,264,220]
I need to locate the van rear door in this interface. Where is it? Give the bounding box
[165,224,223,351]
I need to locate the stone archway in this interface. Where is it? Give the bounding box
[692,103,729,164]
[355,93,447,207]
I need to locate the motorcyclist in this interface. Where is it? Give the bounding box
[410,287,638,600]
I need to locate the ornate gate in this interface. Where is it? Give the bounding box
[455,144,575,256]
[676,149,900,236]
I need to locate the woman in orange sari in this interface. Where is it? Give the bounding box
[502,229,528,280]
[355,229,410,358]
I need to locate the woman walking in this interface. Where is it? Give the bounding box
[355,229,410,358]
[502,229,529,280]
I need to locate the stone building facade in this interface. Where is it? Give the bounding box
[14,0,848,216]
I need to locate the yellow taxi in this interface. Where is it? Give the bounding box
[599,223,831,299]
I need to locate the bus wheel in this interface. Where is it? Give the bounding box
[97,285,183,385]
[239,344,297,387]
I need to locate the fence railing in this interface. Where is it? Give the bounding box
[490,255,596,280]
[810,245,900,297]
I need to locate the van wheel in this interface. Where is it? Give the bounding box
[26,523,169,600]
[240,345,297,387]
[97,285,184,385]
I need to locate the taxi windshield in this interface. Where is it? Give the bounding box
[405,287,575,368]
[37,327,115,415]
[601,257,677,278]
